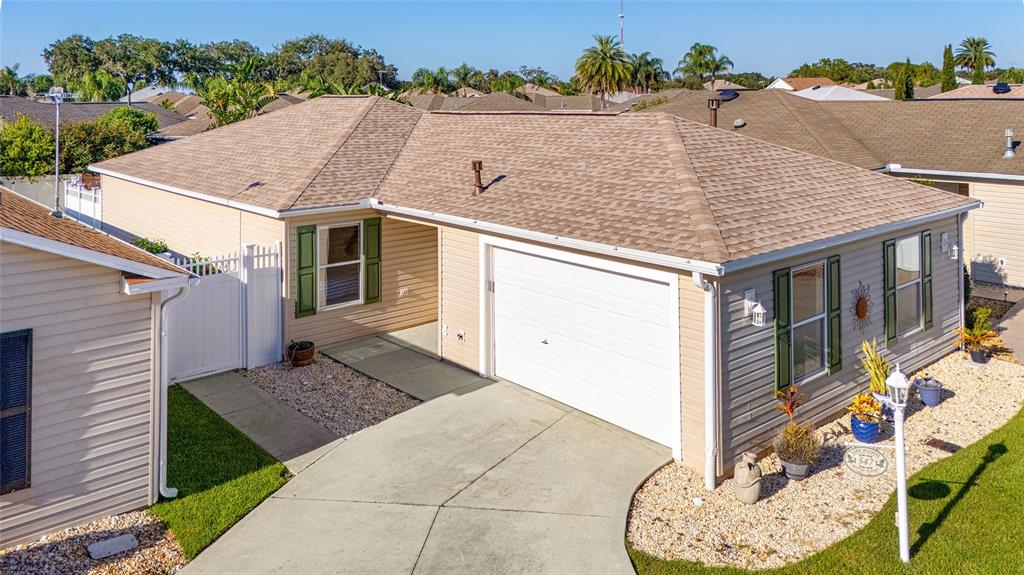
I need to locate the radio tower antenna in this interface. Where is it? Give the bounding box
[618,0,625,47]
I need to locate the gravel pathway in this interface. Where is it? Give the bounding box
[0,510,185,575]
[242,353,420,437]
[627,353,1024,570]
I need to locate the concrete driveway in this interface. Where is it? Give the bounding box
[183,379,670,575]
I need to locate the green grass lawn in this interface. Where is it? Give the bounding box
[151,385,290,558]
[630,406,1024,575]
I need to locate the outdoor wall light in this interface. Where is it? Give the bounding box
[950,245,959,260]
[751,302,768,327]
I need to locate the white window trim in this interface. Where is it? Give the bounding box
[316,222,364,311]
[790,260,829,385]
[894,233,924,338]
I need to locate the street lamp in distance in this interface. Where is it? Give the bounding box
[47,86,65,218]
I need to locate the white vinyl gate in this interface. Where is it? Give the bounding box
[166,244,283,382]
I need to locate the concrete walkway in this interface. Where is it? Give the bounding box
[181,372,341,474]
[183,379,670,575]
[997,298,1024,363]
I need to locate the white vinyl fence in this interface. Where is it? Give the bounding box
[62,179,102,228]
[166,243,282,382]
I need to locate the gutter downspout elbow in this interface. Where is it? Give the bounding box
[692,272,719,492]
[158,285,190,499]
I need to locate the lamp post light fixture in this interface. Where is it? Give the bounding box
[47,86,66,218]
[885,364,912,563]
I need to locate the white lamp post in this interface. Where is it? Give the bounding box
[47,86,65,218]
[885,364,911,563]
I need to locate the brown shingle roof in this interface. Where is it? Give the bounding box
[927,83,1024,99]
[0,188,185,276]
[646,90,1024,175]
[777,77,837,91]
[0,96,185,129]
[92,96,976,266]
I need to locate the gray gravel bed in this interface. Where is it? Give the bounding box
[242,353,420,437]
[627,353,1024,569]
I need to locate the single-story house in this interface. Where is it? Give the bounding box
[408,92,547,112]
[792,85,888,101]
[646,89,1024,287]
[0,189,193,548]
[764,76,836,91]
[927,83,1024,99]
[0,95,186,131]
[89,95,977,489]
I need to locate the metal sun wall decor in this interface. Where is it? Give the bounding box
[852,281,872,332]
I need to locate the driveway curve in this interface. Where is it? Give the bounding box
[183,379,670,575]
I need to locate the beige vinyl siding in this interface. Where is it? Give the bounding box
[284,212,438,346]
[100,175,285,257]
[717,217,961,468]
[0,242,156,548]
[678,273,706,471]
[439,227,481,372]
[967,182,1024,286]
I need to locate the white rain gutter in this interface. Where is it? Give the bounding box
[957,212,966,334]
[692,272,719,491]
[880,164,1024,183]
[373,200,726,276]
[157,285,191,499]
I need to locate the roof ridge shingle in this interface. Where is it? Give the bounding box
[655,114,731,262]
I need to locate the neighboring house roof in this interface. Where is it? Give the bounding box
[702,80,747,91]
[453,87,485,97]
[766,77,837,91]
[91,95,975,267]
[0,187,187,280]
[529,94,604,111]
[406,92,546,112]
[858,84,943,100]
[927,83,1024,99]
[793,85,889,101]
[520,83,560,97]
[644,89,1024,176]
[0,96,186,129]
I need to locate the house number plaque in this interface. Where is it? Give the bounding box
[844,446,888,477]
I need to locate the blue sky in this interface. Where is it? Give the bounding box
[1,0,1021,80]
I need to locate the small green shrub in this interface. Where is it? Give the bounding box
[632,95,668,111]
[131,236,169,254]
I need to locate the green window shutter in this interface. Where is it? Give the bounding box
[921,230,933,330]
[363,217,382,304]
[1,329,32,495]
[827,255,842,374]
[295,225,317,318]
[773,268,792,391]
[883,239,897,347]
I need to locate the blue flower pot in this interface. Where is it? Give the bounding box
[851,417,880,443]
[916,380,943,407]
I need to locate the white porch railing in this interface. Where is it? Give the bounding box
[62,178,102,228]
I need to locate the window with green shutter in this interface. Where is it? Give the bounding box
[883,231,930,346]
[773,268,792,390]
[827,255,842,374]
[363,217,382,304]
[883,239,898,346]
[1,329,32,495]
[295,225,317,317]
[921,231,933,330]
[774,257,837,389]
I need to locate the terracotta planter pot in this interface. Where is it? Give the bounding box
[288,341,316,367]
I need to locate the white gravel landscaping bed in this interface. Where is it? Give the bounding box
[242,353,420,437]
[0,510,185,575]
[627,353,1024,570]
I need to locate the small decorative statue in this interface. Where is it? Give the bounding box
[733,452,763,505]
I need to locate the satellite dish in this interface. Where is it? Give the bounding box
[718,89,739,102]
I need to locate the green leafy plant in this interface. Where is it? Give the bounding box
[131,236,169,254]
[773,421,822,465]
[848,393,882,423]
[186,252,217,276]
[861,338,890,395]
[956,307,999,352]
[631,95,668,112]
[774,384,806,421]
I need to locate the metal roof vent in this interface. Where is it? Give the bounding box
[718,89,739,102]
[1003,129,1016,159]
[733,118,746,129]
[993,82,1011,95]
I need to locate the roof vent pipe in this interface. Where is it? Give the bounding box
[1003,129,1015,159]
[472,160,485,195]
[707,98,720,128]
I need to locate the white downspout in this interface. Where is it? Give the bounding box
[692,272,719,491]
[957,212,966,333]
[158,285,190,499]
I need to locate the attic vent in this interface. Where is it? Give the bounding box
[733,118,747,129]
[993,82,1011,94]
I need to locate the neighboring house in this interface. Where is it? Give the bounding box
[928,83,1024,99]
[0,189,192,548]
[646,90,1024,286]
[764,76,836,91]
[89,95,976,487]
[0,96,186,130]
[150,92,305,140]
[859,84,943,100]
[520,83,560,98]
[793,85,889,101]
[452,87,484,98]
[702,79,747,91]
[407,92,546,112]
[529,94,605,111]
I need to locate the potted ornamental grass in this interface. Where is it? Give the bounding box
[914,370,943,407]
[847,393,882,443]
[861,338,893,419]
[772,385,822,481]
[955,307,999,365]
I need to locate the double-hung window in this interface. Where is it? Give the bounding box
[318,223,363,309]
[894,235,922,336]
[790,262,828,383]
[773,255,841,390]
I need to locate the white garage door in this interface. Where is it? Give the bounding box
[492,246,677,447]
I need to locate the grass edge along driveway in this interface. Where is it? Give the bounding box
[151,385,290,559]
[629,405,1024,575]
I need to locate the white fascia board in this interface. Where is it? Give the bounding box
[121,274,197,295]
[880,164,1024,183]
[88,166,284,219]
[720,204,981,274]
[0,227,188,279]
[276,199,378,217]
[373,201,726,276]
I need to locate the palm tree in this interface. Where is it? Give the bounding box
[629,52,668,94]
[675,43,733,89]
[954,37,996,84]
[449,63,479,91]
[575,35,631,109]
[70,69,126,101]
[0,64,26,96]
[410,67,452,95]
[490,72,525,95]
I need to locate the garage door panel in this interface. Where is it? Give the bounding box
[492,246,676,447]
